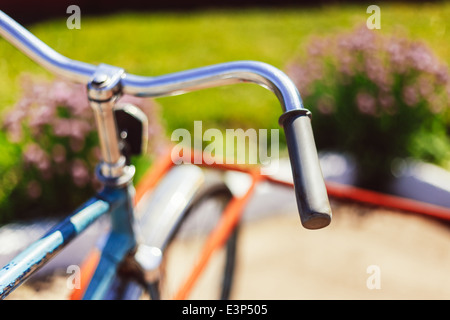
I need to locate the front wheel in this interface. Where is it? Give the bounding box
[109,167,239,300]
[149,182,238,300]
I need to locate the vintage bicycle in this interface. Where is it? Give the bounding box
[0,10,332,299]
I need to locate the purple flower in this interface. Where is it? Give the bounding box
[71,159,89,187]
[69,137,85,153]
[338,54,357,78]
[3,109,26,142]
[26,180,42,199]
[385,37,408,73]
[337,26,376,53]
[406,43,437,73]
[317,95,335,115]
[402,85,419,107]
[52,144,66,164]
[378,91,395,114]
[307,37,331,57]
[356,92,377,116]
[23,143,52,176]
[29,104,55,133]
[364,56,391,90]
[69,119,91,140]
[23,143,47,166]
[53,118,72,137]
[287,25,450,116]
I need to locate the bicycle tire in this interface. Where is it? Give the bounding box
[148,182,237,300]
[107,173,238,300]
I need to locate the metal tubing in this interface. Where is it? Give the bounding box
[0,10,95,83]
[0,198,110,299]
[81,186,137,300]
[121,61,304,112]
[89,97,125,177]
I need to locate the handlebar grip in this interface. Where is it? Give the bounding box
[279,109,332,229]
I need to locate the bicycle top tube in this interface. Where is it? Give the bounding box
[0,10,302,112]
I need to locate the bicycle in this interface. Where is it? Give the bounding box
[0,10,332,300]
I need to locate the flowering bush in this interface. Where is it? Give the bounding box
[2,76,165,223]
[287,27,450,190]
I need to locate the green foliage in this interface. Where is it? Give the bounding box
[0,131,21,224]
[287,27,450,190]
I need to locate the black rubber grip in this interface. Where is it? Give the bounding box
[279,109,332,229]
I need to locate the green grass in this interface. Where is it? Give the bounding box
[2,4,450,137]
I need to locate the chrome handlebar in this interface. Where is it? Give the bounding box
[0,10,302,112]
[0,10,95,83]
[0,10,331,229]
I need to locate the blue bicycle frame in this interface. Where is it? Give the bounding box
[0,183,136,299]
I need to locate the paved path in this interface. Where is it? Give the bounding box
[7,197,450,300]
[3,156,450,299]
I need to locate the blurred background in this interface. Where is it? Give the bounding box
[1,0,450,223]
[2,0,450,300]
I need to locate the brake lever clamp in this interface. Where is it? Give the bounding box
[114,103,149,165]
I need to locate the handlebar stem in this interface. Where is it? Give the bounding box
[87,64,127,180]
